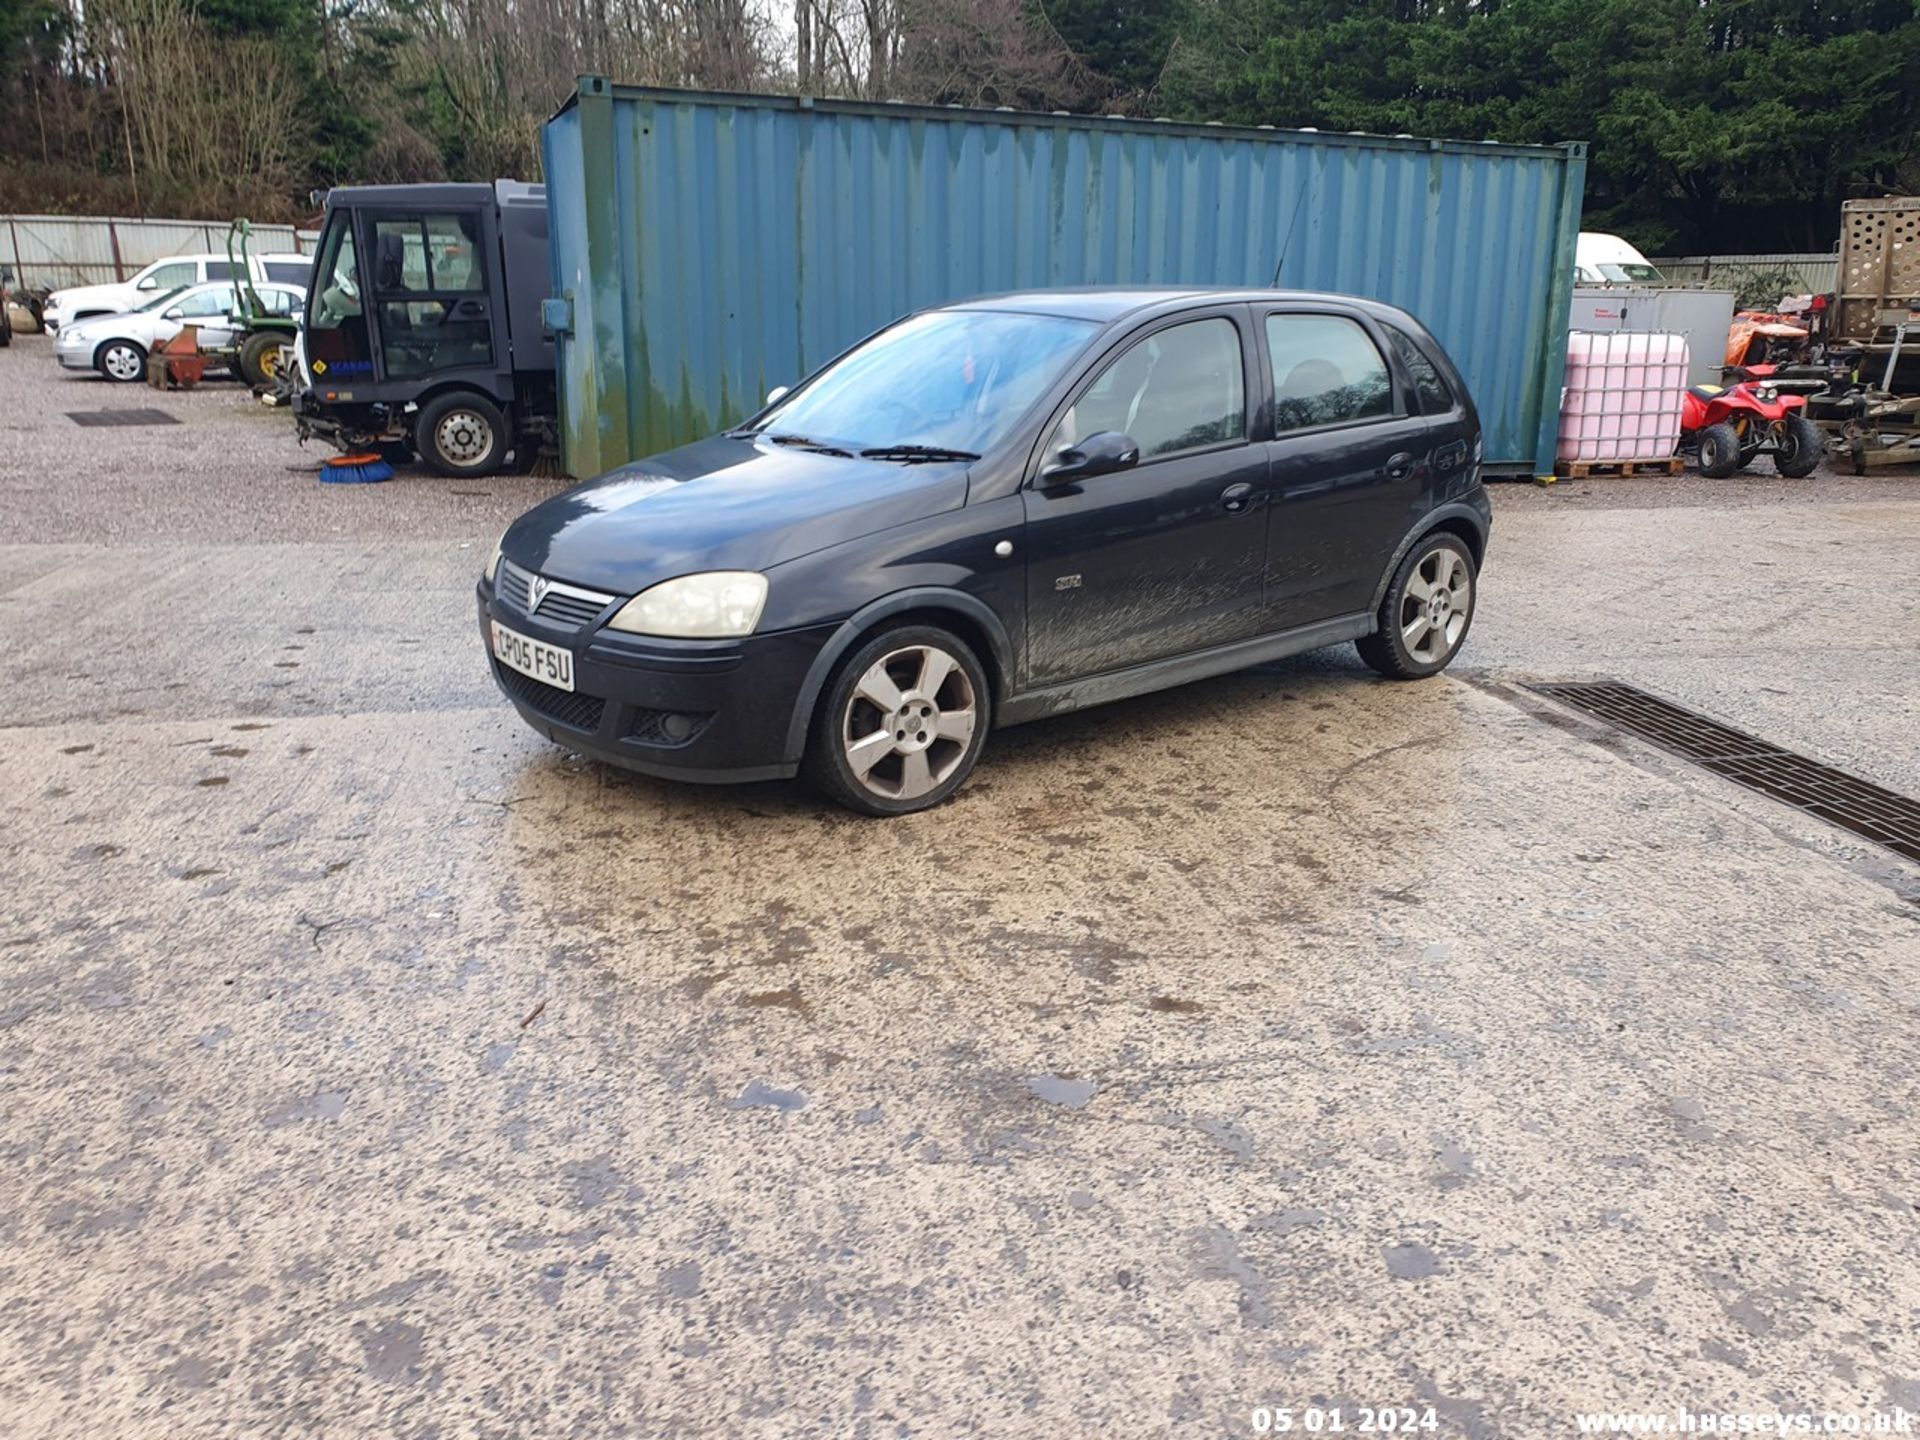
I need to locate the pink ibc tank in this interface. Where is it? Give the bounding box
[1556,332,1689,465]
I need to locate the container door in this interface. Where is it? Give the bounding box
[1021,311,1268,686]
[1260,309,1431,626]
[366,210,496,381]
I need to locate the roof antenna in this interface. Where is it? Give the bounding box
[1269,182,1312,287]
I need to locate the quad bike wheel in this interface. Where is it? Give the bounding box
[1695,422,1744,478]
[1771,414,1823,478]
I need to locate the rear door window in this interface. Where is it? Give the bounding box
[1383,325,1454,414]
[265,260,312,285]
[204,261,234,281]
[1266,314,1394,433]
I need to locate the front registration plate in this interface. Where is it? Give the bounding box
[491,620,574,692]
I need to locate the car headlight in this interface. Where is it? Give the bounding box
[605,571,768,638]
[484,530,506,583]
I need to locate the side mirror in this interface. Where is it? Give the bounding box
[163,308,182,320]
[765,384,789,406]
[375,231,406,290]
[137,276,158,290]
[1041,430,1139,484]
[0,266,12,285]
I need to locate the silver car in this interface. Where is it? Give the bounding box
[54,281,305,382]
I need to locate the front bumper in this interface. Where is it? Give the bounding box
[55,339,94,370]
[478,583,837,784]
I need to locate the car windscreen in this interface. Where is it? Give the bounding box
[1599,263,1665,284]
[134,287,193,314]
[753,309,1099,456]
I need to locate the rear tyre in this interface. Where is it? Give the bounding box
[95,338,146,383]
[803,624,991,817]
[1356,533,1477,681]
[1696,422,1744,477]
[1772,414,1824,478]
[417,391,507,477]
[238,330,284,390]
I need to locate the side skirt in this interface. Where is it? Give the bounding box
[997,612,1375,727]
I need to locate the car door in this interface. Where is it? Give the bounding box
[1259,307,1434,626]
[1021,309,1269,687]
[172,285,240,350]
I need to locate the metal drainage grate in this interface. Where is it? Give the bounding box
[1529,680,1920,864]
[66,408,180,428]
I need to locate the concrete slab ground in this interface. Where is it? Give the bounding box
[2,335,1917,1439]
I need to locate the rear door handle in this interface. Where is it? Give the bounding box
[1220,482,1255,513]
[1383,453,1416,481]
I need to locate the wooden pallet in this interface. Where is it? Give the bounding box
[1549,455,1686,481]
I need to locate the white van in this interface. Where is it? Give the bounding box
[43,251,313,331]
[1574,232,1667,286]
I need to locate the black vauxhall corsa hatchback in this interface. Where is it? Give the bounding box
[480,288,1491,815]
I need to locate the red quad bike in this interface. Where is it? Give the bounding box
[1681,366,1825,478]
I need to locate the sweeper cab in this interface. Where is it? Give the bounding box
[293,181,556,477]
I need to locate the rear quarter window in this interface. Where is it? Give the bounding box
[1383,325,1454,414]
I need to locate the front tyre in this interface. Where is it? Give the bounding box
[416,391,507,477]
[1696,422,1744,477]
[1772,414,1824,478]
[238,330,284,390]
[804,624,991,816]
[95,338,146,383]
[1356,533,1478,681]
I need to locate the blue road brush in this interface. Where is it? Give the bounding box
[320,452,396,484]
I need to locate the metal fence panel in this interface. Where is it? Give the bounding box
[1649,252,1838,297]
[0,214,321,290]
[544,80,1587,478]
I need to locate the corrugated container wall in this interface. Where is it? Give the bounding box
[543,79,1586,479]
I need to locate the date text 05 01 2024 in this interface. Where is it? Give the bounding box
[1252,1407,1440,1434]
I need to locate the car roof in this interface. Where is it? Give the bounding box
[943,286,1406,324]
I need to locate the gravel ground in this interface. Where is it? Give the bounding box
[3,332,1919,1439]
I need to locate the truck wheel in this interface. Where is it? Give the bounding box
[1695,422,1744,478]
[417,392,507,477]
[238,331,284,390]
[1772,415,1823,478]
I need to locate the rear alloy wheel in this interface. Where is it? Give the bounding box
[806,625,991,816]
[1356,534,1477,680]
[417,391,508,477]
[1696,422,1744,478]
[95,338,146,383]
[1772,414,1824,478]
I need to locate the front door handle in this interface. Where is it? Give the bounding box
[1220,482,1255,513]
[1383,452,1416,481]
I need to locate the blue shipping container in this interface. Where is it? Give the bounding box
[544,78,1585,479]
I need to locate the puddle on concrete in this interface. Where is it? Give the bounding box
[730,1080,807,1112]
[1383,1242,1441,1280]
[1149,995,1203,1014]
[1026,1075,1098,1108]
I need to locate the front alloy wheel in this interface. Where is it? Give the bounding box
[806,625,991,816]
[96,339,145,383]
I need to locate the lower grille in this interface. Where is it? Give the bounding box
[1529,680,1920,864]
[495,664,606,733]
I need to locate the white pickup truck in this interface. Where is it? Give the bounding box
[42,251,313,332]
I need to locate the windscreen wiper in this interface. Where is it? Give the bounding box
[859,444,982,463]
[762,431,852,456]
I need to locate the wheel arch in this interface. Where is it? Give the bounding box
[1367,505,1488,613]
[780,588,1015,765]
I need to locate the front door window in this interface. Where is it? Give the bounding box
[370,212,493,380]
[304,216,374,382]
